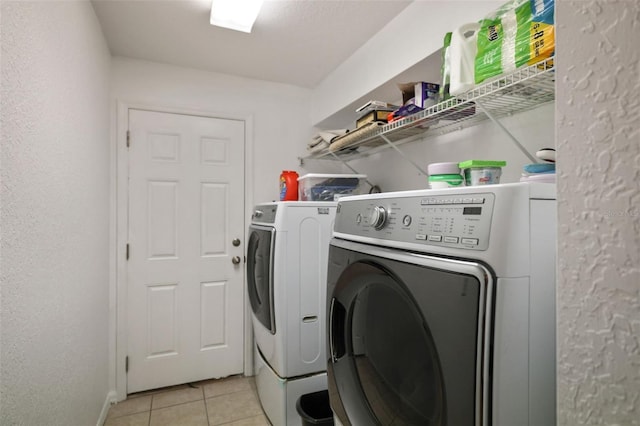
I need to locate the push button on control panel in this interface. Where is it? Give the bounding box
[461,238,479,246]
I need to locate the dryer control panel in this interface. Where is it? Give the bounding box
[335,193,495,250]
[251,204,278,224]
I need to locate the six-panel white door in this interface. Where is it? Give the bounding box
[127,109,245,393]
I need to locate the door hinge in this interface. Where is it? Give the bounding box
[126,130,130,148]
[126,244,130,260]
[125,356,129,373]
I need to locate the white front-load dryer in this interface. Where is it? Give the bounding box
[247,201,337,426]
[326,183,557,426]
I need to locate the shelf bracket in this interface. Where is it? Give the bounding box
[380,134,429,176]
[475,100,538,164]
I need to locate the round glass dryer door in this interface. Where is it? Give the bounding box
[327,245,490,426]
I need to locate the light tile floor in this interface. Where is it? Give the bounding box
[105,375,270,426]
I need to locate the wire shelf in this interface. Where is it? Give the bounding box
[304,58,555,162]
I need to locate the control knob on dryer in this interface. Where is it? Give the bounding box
[370,206,388,230]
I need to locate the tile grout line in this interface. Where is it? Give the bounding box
[202,385,211,426]
[147,393,152,426]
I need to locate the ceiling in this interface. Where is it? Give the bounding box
[92,0,413,89]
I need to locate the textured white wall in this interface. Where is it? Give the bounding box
[1,1,112,424]
[556,1,640,424]
[111,57,313,205]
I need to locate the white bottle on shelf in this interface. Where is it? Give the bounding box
[449,22,481,96]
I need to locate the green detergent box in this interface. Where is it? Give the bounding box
[459,160,507,186]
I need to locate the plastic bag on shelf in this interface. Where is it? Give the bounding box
[474,0,555,85]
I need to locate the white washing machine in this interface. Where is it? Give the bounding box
[247,201,337,426]
[326,182,556,426]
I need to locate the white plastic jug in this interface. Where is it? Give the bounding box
[449,22,480,96]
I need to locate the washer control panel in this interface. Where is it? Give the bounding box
[335,193,495,250]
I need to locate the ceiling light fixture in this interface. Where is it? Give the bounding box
[210,0,264,33]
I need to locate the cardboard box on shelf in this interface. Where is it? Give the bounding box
[398,82,440,108]
[356,109,391,128]
[387,104,421,123]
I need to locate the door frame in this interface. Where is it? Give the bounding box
[112,100,255,401]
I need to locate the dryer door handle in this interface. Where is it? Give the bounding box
[329,297,346,362]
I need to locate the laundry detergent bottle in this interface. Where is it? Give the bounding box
[279,170,299,201]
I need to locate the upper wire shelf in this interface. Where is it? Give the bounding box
[304,58,555,162]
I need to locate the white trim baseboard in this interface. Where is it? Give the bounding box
[96,391,117,426]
